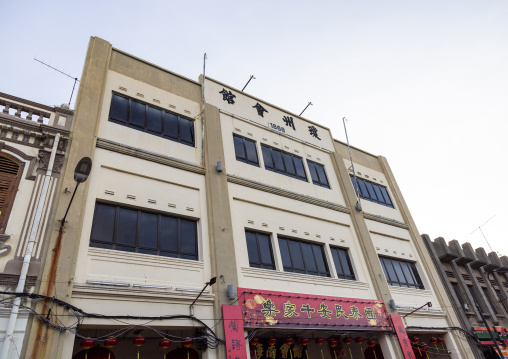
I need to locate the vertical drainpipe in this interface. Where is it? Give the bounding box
[0,133,60,359]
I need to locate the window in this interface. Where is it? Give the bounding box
[0,155,23,233]
[481,287,499,314]
[330,247,355,280]
[245,231,275,270]
[278,237,329,277]
[233,135,259,166]
[261,145,307,181]
[90,202,198,260]
[307,161,330,188]
[109,93,195,146]
[379,257,424,289]
[350,175,394,208]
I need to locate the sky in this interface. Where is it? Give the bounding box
[2,0,507,256]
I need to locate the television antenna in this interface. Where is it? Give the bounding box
[34,58,80,107]
[470,214,496,252]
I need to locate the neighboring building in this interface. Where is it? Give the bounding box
[16,37,474,359]
[424,236,508,358]
[0,92,72,358]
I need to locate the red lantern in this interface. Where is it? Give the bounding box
[250,337,260,347]
[437,337,444,344]
[355,337,363,345]
[412,336,420,344]
[183,338,193,348]
[81,338,94,350]
[367,340,376,347]
[104,337,117,348]
[285,337,294,345]
[133,335,145,347]
[268,337,277,346]
[160,338,172,349]
[299,338,309,346]
[328,339,337,348]
[420,343,428,352]
[429,337,437,344]
[343,338,352,345]
[315,338,324,345]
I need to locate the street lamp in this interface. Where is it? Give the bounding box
[60,157,92,229]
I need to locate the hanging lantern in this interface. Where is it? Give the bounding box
[343,338,352,345]
[133,336,145,347]
[367,340,376,348]
[81,338,94,350]
[299,338,309,346]
[328,339,337,348]
[285,337,294,345]
[315,338,324,345]
[160,338,172,349]
[183,338,193,348]
[250,337,260,347]
[355,337,364,358]
[437,337,445,349]
[268,337,277,346]
[411,336,420,344]
[420,342,429,358]
[105,337,117,348]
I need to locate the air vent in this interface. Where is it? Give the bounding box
[462,274,471,281]
[118,86,127,92]
[153,99,160,104]
[148,199,156,204]
[136,93,144,98]
[476,277,485,284]
[446,271,454,278]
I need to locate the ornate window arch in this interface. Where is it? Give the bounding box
[0,152,24,233]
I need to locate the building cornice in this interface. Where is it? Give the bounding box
[363,212,409,229]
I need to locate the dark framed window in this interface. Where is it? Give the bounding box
[109,93,195,146]
[278,237,329,277]
[0,154,23,233]
[245,231,275,270]
[330,247,355,280]
[307,161,330,188]
[261,145,307,181]
[379,256,424,289]
[233,135,259,166]
[350,175,394,208]
[481,286,498,314]
[90,202,198,260]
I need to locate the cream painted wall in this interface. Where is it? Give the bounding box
[228,183,377,300]
[98,70,202,165]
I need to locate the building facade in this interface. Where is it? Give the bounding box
[424,235,508,358]
[11,37,475,359]
[0,92,72,358]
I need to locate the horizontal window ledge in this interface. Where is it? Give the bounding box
[363,212,408,229]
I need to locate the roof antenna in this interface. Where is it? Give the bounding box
[34,58,79,107]
[299,102,313,116]
[470,215,496,252]
[241,75,256,91]
[343,117,362,211]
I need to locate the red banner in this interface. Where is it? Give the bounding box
[390,314,416,359]
[238,288,391,331]
[223,305,248,359]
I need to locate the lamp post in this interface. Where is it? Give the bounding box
[60,157,92,230]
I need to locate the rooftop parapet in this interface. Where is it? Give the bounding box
[449,240,474,265]
[462,242,487,269]
[433,237,458,262]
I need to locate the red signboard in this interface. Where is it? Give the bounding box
[238,288,391,331]
[223,305,248,359]
[390,314,416,359]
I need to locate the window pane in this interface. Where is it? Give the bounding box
[90,203,116,243]
[147,107,162,134]
[258,234,273,267]
[373,185,384,204]
[315,164,329,187]
[180,219,197,255]
[400,261,416,287]
[139,212,158,249]
[358,179,369,198]
[179,118,194,144]
[382,258,398,284]
[409,262,424,288]
[350,175,359,195]
[380,187,393,206]
[312,245,327,275]
[301,242,317,272]
[364,182,378,201]
[272,150,285,172]
[308,162,319,183]
[337,249,352,277]
[261,146,273,169]
[116,208,137,245]
[129,100,146,128]
[392,260,408,287]
[163,112,179,139]
[294,157,307,180]
[233,135,246,161]
[279,239,292,269]
[288,240,305,270]
[282,153,296,176]
[244,139,259,164]
[331,248,343,276]
[110,95,129,123]
[160,216,178,251]
[246,231,260,264]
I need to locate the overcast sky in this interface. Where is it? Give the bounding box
[2,1,507,256]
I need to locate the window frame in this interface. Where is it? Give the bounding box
[278,237,330,277]
[261,144,308,181]
[379,256,424,289]
[89,202,198,260]
[307,160,330,188]
[350,175,394,208]
[245,230,275,270]
[233,134,260,166]
[0,153,24,234]
[330,246,356,280]
[108,93,196,147]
